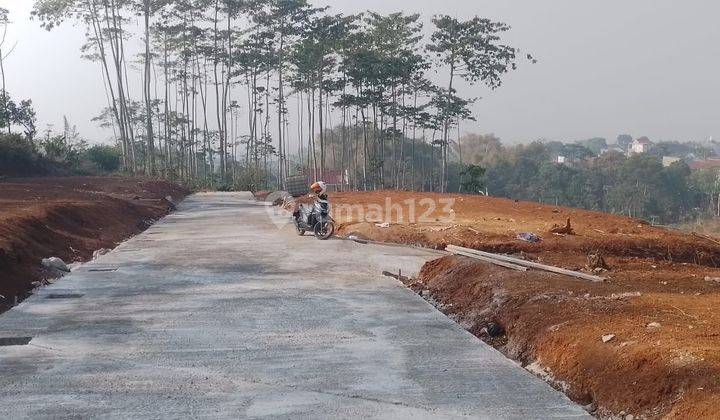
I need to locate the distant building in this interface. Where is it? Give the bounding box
[689,158,720,171]
[556,155,566,164]
[630,137,653,154]
[662,156,682,167]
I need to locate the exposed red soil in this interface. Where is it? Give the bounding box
[0,177,188,311]
[332,191,720,267]
[325,190,720,419]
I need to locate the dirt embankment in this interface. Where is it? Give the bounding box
[0,177,189,310]
[333,191,720,267]
[328,190,720,419]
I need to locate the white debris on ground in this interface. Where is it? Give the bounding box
[602,334,616,343]
[525,361,572,394]
[531,291,642,303]
[93,248,111,260]
[582,292,642,301]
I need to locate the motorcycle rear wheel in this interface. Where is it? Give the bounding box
[313,221,335,240]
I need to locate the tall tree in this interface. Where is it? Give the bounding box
[427,15,528,192]
[0,7,12,135]
[251,0,320,187]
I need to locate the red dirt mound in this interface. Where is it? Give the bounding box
[0,177,188,311]
[328,190,720,419]
[410,256,720,419]
[332,190,720,266]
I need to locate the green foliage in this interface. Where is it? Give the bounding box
[650,141,713,160]
[0,131,97,177]
[31,0,530,192]
[0,133,40,175]
[690,168,720,196]
[575,137,607,155]
[460,164,485,194]
[689,168,720,216]
[427,15,523,89]
[85,145,122,172]
[0,92,37,138]
[474,140,709,223]
[31,0,76,31]
[544,141,595,160]
[617,134,633,151]
[533,162,585,206]
[0,109,121,176]
[455,133,503,167]
[40,134,84,167]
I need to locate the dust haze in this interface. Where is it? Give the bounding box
[2,0,719,144]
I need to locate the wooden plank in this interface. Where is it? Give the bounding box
[692,232,720,246]
[446,245,606,283]
[381,271,411,283]
[449,249,528,272]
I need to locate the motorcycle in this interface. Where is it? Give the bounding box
[294,197,335,240]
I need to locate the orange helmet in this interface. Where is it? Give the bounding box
[310,181,327,195]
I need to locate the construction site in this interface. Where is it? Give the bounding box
[327,190,720,418]
[0,177,188,311]
[2,0,719,417]
[0,178,717,418]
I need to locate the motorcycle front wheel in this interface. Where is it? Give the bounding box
[294,219,306,236]
[313,220,335,240]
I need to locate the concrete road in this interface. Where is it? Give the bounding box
[0,192,588,419]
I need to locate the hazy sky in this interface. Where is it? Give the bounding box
[1,0,719,145]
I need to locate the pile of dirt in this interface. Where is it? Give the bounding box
[332,191,720,266]
[253,190,272,201]
[328,190,720,419]
[0,176,188,311]
[409,256,720,419]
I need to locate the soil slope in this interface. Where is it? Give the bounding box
[328,190,720,419]
[0,177,188,310]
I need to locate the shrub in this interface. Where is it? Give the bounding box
[85,145,121,173]
[40,135,83,168]
[0,133,42,176]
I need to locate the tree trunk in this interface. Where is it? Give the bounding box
[310,89,317,180]
[212,0,226,180]
[441,61,456,193]
[318,73,325,179]
[143,0,155,175]
[276,33,285,189]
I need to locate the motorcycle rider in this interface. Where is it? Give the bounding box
[292,180,335,239]
[292,180,328,218]
[309,181,328,202]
